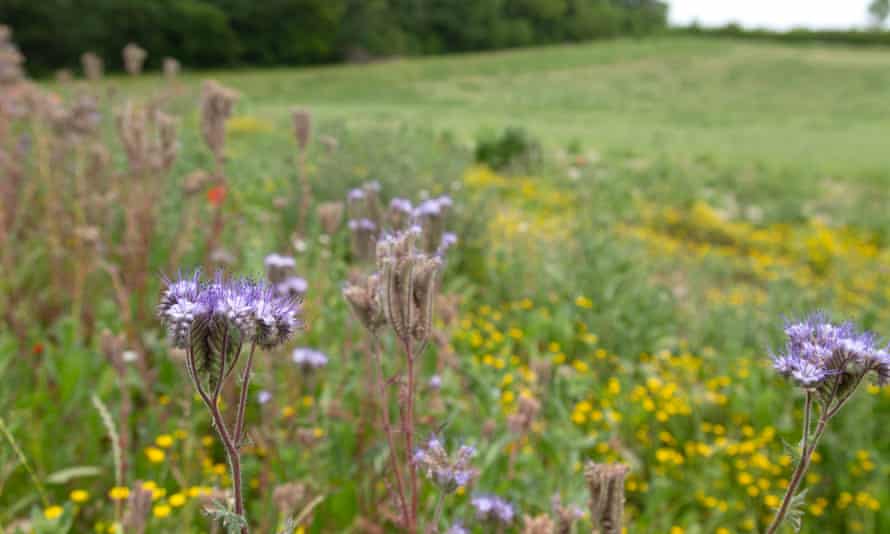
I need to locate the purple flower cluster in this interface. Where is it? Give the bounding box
[412,436,477,493]
[348,218,377,232]
[471,494,515,524]
[415,195,452,217]
[158,270,301,351]
[291,347,328,371]
[773,313,890,389]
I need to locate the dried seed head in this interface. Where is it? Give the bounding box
[200,80,239,162]
[122,482,153,534]
[317,201,344,235]
[183,169,213,194]
[81,51,103,81]
[584,462,629,534]
[264,253,297,284]
[292,108,312,151]
[122,43,147,76]
[272,482,308,517]
[0,26,25,86]
[521,515,555,534]
[349,218,378,262]
[162,57,180,82]
[343,273,386,334]
[508,393,541,435]
[115,102,179,173]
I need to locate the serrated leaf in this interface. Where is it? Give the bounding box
[46,466,102,484]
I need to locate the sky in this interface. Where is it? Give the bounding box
[668,0,873,30]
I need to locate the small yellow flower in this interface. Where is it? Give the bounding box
[44,505,64,520]
[155,434,174,448]
[168,493,187,507]
[281,405,296,418]
[109,486,130,501]
[575,295,593,309]
[153,504,172,518]
[301,396,314,407]
[144,446,166,463]
[70,489,90,503]
[201,435,214,447]
[313,427,325,438]
[669,527,684,534]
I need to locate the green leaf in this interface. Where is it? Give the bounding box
[46,466,102,484]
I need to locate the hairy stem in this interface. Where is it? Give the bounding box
[427,491,445,534]
[234,342,258,445]
[766,402,829,534]
[405,338,418,532]
[371,337,410,526]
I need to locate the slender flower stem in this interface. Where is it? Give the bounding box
[371,338,410,526]
[427,491,445,534]
[405,338,419,532]
[766,406,829,534]
[800,392,812,456]
[234,342,258,444]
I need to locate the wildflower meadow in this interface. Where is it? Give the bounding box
[1,23,890,534]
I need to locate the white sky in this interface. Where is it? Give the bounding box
[668,1,872,30]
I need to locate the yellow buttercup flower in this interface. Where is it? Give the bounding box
[145,446,165,463]
[153,504,172,518]
[109,486,130,501]
[44,505,64,520]
[155,434,174,448]
[70,489,89,503]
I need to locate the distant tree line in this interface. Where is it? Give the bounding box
[0,0,667,75]
[673,23,890,48]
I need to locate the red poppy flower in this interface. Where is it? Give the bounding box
[207,185,227,206]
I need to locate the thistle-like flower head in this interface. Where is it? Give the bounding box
[471,494,515,524]
[773,312,886,392]
[413,435,477,493]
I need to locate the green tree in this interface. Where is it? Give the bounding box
[869,0,890,27]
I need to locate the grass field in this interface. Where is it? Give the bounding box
[2,36,889,533]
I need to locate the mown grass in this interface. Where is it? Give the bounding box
[2,36,889,533]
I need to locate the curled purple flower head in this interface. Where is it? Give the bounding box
[159,270,301,352]
[264,253,296,271]
[158,270,202,320]
[347,188,365,201]
[445,522,468,534]
[773,312,887,391]
[292,347,328,370]
[436,232,458,256]
[415,199,442,217]
[414,435,477,493]
[390,198,413,213]
[429,374,442,390]
[472,494,515,524]
[348,218,377,232]
[276,276,308,299]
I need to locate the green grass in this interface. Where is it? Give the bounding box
[5,36,889,533]
[176,37,890,181]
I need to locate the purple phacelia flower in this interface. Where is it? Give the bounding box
[413,436,477,493]
[773,312,889,391]
[445,523,468,534]
[276,276,308,299]
[160,270,301,352]
[472,494,515,524]
[347,188,365,201]
[390,198,413,213]
[292,347,328,370]
[263,253,296,271]
[257,390,272,404]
